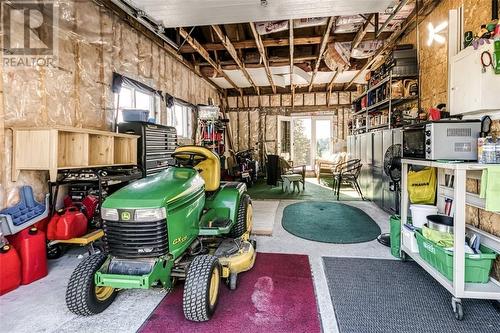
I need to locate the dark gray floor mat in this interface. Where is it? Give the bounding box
[323,257,500,333]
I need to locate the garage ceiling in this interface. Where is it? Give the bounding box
[109,0,421,96]
[125,0,394,28]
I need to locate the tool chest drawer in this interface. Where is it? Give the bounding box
[118,122,177,178]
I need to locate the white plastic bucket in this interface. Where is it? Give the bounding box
[409,204,438,228]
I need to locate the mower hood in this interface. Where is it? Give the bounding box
[102,167,204,209]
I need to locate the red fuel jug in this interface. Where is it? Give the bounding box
[81,195,99,220]
[47,207,87,240]
[10,227,48,285]
[0,244,22,295]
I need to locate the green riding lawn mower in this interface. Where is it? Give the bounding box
[65,146,256,322]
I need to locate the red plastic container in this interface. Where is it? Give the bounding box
[10,227,48,285]
[81,195,99,220]
[47,207,87,241]
[0,244,22,295]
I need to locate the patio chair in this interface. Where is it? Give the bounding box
[277,158,306,192]
[315,152,347,184]
[332,159,364,200]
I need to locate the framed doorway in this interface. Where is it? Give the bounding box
[290,116,333,169]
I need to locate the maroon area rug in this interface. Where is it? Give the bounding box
[139,252,321,333]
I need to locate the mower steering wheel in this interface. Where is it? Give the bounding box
[171,151,207,167]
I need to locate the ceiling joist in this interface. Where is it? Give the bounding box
[249,22,277,94]
[179,32,392,53]
[211,25,260,94]
[179,27,240,92]
[308,16,336,92]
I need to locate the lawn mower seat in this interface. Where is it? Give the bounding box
[174,146,221,191]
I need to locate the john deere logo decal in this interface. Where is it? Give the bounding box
[121,211,131,221]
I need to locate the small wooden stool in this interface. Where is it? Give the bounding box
[281,174,303,193]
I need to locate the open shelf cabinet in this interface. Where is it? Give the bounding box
[12,126,139,181]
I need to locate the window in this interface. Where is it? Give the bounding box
[116,86,158,122]
[167,101,193,139]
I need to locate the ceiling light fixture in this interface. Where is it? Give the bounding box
[427,21,448,46]
[261,0,268,7]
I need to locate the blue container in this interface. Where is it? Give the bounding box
[122,109,149,122]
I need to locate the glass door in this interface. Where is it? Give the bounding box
[292,117,312,167]
[315,118,332,161]
[277,116,292,160]
[291,116,333,168]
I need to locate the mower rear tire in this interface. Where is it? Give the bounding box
[228,194,252,238]
[183,255,221,322]
[66,253,117,316]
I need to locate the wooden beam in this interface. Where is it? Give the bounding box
[345,0,439,89]
[308,17,336,92]
[326,71,340,92]
[376,0,410,38]
[179,32,392,53]
[351,13,375,51]
[289,19,295,107]
[211,25,259,95]
[249,22,276,94]
[179,27,239,91]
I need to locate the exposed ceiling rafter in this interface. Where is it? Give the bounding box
[376,0,410,38]
[179,27,240,92]
[211,25,260,95]
[308,16,336,92]
[249,22,277,94]
[351,13,375,51]
[345,0,440,89]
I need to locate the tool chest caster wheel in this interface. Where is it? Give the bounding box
[452,297,464,320]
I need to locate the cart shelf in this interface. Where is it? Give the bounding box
[400,159,500,319]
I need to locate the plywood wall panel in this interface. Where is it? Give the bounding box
[282,94,292,106]
[303,93,315,106]
[270,95,281,107]
[260,95,270,107]
[316,93,327,106]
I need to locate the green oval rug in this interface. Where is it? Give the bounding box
[282,201,381,244]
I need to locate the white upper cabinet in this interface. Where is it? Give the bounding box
[449,43,500,116]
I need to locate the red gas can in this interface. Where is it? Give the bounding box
[10,227,48,285]
[81,195,99,220]
[0,244,22,295]
[47,207,87,240]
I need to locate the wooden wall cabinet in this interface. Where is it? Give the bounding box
[12,127,139,181]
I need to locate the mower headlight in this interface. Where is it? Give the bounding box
[134,208,166,222]
[101,208,119,221]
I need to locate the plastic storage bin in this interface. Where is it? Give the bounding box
[409,204,438,228]
[415,230,496,283]
[402,224,419,253]
[121,109,149,122]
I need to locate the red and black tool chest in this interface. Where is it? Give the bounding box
[118,122,177,177]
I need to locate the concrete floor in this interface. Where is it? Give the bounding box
[0,199,391,333]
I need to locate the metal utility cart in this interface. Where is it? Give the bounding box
[400,159,500,320]
[46,166,142,258]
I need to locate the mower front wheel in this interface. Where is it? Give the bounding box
[183,255,221,322]
[66,253,117,316]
